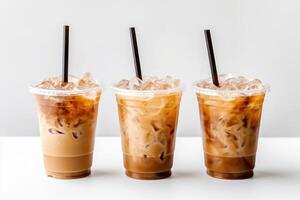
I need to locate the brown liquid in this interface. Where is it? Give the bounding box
[196,93,265,179]
[116,92,181,180]
[35,92,100,179]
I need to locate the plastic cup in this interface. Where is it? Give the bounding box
[113,85,182,180]
[30,84,101,179]
[194,76,268,179]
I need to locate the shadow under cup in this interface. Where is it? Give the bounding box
[195,83,268,179]
[30,86,101,179]
[114,87,182,180]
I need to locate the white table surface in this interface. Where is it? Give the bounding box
[0,137,299,200]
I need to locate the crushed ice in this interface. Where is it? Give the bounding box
[115,75,180,90]
[36,73,98,90]
[197,74,265,91]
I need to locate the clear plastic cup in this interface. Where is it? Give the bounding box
[194,76,269,179]
[30,84,101,179]
[113,86,182,180]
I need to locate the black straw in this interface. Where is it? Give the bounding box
[62,25,69,83]
[130,27,142,80]
[204,29,219,87]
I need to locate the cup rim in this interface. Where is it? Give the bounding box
[29,85,102,96]
[29,82,102,96]
[193,74,270,97]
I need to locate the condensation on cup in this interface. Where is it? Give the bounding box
[194,74,269,179]
[113,75,182,180]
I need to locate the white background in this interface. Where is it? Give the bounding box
[1,137,300,200]
[0,0,298,137]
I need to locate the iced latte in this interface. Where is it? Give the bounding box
[30,73,101,179]
[114,76,182,180]
[195,75,268,179]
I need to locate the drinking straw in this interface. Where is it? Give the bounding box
[62,25,69,83]
[130,27,143,80]
[204,29,219,87]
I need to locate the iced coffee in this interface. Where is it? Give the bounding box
[114,76,182,180]
[30,73,101,179]
[195,75,268,179]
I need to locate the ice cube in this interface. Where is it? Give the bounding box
[77,73,97,89]
[61,82,76,90]
[115,75,180,90]
[248,79,263,90]
[197,75,264,92]
[116,79,130,89]
[128,77,143,90]
[141,81,155,90]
